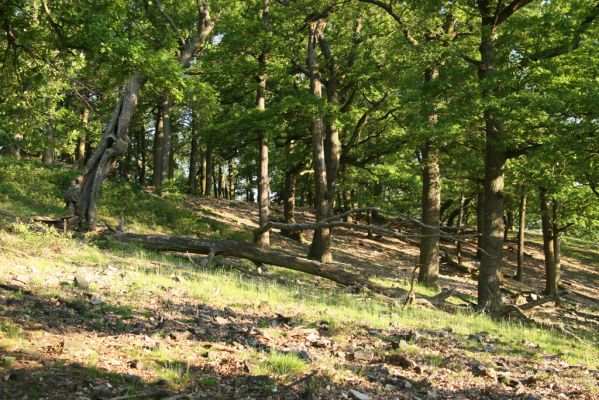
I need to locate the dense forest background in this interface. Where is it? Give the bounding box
[1,1,599,399]
[1,0,598,320]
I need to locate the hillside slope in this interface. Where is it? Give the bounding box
[1,159,598,400]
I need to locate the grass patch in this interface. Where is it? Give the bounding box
[256,351,308,378]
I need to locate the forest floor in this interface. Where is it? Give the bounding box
[0,159,598,400]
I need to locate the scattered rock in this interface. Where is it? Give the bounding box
[390,340,408,350]
[348,389,371,400]
[3,368,26,381]
[61,337,87,353]
[397,329,420,342]
[498,373,521,388]
[313,338,331,348]
[386,354,416,369]
[127,359,144,369]
[169,330,192,341]
[74,275,91,289]
[90,296,103,306]
[522,340,540,349]
[12,275,30,285]
[306,332,320,343]
[470,361,495,377]
[353,351,375,362]
[214,316,229,325]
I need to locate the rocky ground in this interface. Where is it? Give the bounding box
[1,197,598,400]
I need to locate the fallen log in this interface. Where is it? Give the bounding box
[111,232,407,298]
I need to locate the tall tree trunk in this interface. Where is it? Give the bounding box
[200,152,207,195]
[205,143,213,196]
[418,140,441,286]
[138,122,146,184]
[188,108,198,194]
[42,124,55,164]
[319,30,341,221]
[306,19,332,263]
[516,193,526,281]
[76,106,89,168]
[456,192,465,267]
[254,0,271,248]
[503,209,514,241]
[550,199,561,296]
[477,7,506,312]
[228,160,235,200]
[152,104,164,188]
[77,73,146,226]
[539,186,556,295]
[161,92,172,183]
[282,141,302,241]
[476,185,484,259]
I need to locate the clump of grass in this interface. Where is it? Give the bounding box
[257,351,307,377]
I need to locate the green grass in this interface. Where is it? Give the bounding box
[0,157,598,375]
[256,351,308,377]
[0,157,237,238]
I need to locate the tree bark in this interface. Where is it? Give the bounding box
[456,193,465,267]
[550,199,561,296]
[200,152,206,195]
[76,106,89,168]
[476,186,484,259]
[42,123,55,164]
[254,0,271,247]
[477,4,506,312]
[539,187,556,295]
[307,19,332,263]
[227,160,234,200]
[204,143,213,196]
[152,103,165,188]
[188,107,199,194]
[137,121,146,184]
[516,193,526,281]
[77,73,146,226]
[160,92,172,184]
[418,140,441,286]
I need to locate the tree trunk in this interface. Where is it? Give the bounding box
[550,199,561,296]
[254,0,271,248]
[282,165,302,241]
[477,7,506,312]
[476,186,484,259]
[418,140,441,286]
[306,19,332,263]
[227,160,235,200]
[161,92,172,184]
[516,193,526,281]
[205,143,213,196]
[152,103,164,188]
[137,122,146,184]
[503,209,514,241]
[539,187,556,295]
[200,153,207,195]
[77,73,146,226]
[76,106,89,168]
[456,193,465,267]
[188,108,198,194]
[42,124,55,164]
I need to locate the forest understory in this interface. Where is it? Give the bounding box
[1,162,597,400]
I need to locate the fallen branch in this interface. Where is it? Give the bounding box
[111,232,407,298]
[253,206,486,255]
